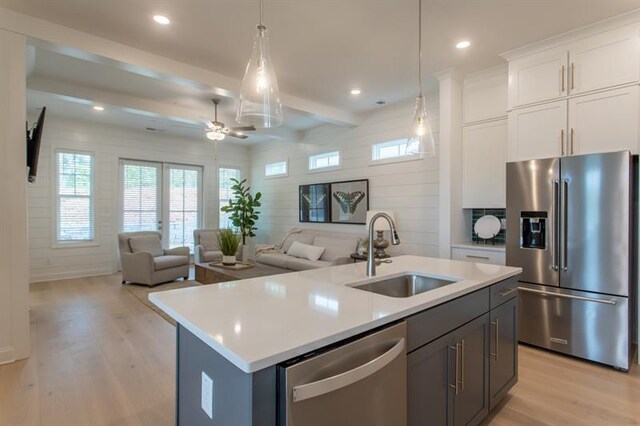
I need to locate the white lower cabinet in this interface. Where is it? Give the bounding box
[568,86,639,155]
[462,120,507,208]
[451,246,506,265]
[508,100,567,161]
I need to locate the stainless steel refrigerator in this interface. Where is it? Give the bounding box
[506,151,634,371]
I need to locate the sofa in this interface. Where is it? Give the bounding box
[194,229,223,263]
[255,229,361,271]
[118,231,190,286]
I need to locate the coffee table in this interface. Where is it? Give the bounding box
[194,262,290,284]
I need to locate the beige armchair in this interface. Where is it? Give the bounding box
[193,229,223,263]
[118,231,190,286]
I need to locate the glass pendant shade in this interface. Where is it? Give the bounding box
[236,26,283,128]
[407,94,435,157]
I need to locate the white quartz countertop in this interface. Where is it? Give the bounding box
[149,255,521,373]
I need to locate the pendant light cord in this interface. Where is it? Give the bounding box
[418,0,423,96]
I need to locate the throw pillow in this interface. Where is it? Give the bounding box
[129,235,164,257]
[287,241,325,262]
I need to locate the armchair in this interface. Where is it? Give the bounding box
[193,229,223,263]
[118,231,190,286]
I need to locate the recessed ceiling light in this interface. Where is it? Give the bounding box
[350,89,361,95]
[456,40,471,49]
[153,15,171,25]
[92,105,104,111]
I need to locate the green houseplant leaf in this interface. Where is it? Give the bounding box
[220,178,262,245]
[217,229,241,256]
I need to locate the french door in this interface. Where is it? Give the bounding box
[119,160,202,252]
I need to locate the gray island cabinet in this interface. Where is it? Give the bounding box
[174,276,519,426]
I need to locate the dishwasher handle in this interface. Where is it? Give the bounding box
[292,338,405,403]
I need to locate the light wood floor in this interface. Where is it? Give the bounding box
[1,273,639,426]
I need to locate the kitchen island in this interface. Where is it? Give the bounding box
[150,255,521,425]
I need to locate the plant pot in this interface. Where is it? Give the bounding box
[222,255,237,266]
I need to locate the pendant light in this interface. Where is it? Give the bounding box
[408,0,435,157]
[236,0,283,128]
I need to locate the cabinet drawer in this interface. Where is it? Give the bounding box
[407,288,490,353]
[451,247,505,265]
[490,277,518,309]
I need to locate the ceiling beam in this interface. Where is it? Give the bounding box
[28,76,302,142]
[0,6,361,127]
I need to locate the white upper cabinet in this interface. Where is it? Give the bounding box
[568,86,639,155]
[508,50,568,109]
[464,68,508,124]
[506,22,640,110]
[462,120,508,209]
[569,24,640,95]
[508,100,567,161]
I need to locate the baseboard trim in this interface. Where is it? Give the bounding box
[0,346,15,365]
[29,267,116,284]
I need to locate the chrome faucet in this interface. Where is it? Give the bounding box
[367,212,400,277]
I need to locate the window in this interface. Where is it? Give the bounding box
[309,151,340,171]
[56,150,94,243]
[121,161,160,233]
[119,160,202,253]
[372,139,421,162]
[219,167,241,229]
[167,166,201,250]
[265,160,288,177]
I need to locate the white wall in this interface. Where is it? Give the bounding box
[27,115,250,282]
[250,96,440,257]
[0,29,30,364]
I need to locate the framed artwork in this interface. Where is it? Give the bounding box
[299,183,330,223]
[330,179,369,224]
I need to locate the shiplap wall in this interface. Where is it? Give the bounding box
[27,115,250,282]
[250,96,440,257]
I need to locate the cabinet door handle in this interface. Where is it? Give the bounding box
[560,129,565,156]
[561,65,566,92]
[570,63,575,90]
[498,287,518,297]
[460,339,465,391]
[570,128,575,155]
[466,255,490,260]
[449,344,460,395]
[491,319,499,360]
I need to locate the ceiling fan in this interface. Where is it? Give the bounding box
[200,99,256,140]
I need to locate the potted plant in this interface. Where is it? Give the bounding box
[220,178,262,260]
[217,229,242,266]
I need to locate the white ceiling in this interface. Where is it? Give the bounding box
[7,0,640,143]
[4,0,640,113]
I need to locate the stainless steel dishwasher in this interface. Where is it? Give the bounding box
[278,322,407,426]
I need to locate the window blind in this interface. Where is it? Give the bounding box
[219,167,241,229]
[168,167,200,250]
[122,163,160,232]
[57,151,94,242]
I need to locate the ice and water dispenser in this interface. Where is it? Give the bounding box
[520,212,547,249]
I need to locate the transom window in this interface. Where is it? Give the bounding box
[265,161,288,177]
[56,150,94,243]
[309,151,340,171]
[372,139,420,161]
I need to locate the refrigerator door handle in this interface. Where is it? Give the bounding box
[518,286,617,305]
[552,179,560,271]
[560,179,569,271]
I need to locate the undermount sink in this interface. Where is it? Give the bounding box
[352,274,459,298]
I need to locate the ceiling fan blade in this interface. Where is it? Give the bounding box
[227,131,249,140]
[228,126,256,132]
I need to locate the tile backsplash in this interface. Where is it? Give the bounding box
[471,209,506,244]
